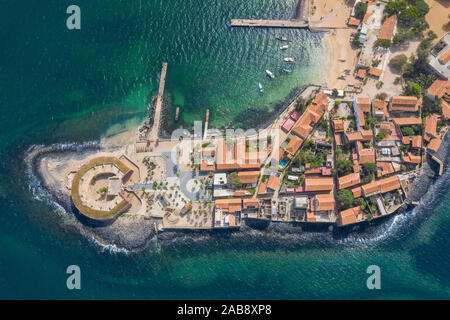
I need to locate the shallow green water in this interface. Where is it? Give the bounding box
[0,0,449,299]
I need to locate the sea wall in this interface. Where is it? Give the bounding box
[27,143,158,252]
[407,129,450,203]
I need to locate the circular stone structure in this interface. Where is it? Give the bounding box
[71,156,133,224]
[185,179,201,194]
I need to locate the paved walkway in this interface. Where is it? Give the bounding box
[148,62,167,139]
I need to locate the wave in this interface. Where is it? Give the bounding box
[24,138,450,255]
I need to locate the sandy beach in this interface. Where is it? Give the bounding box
[424,0,450,41]
[310,0,358,90]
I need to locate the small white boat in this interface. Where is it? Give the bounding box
[280,45,289,50]
[276,36,291,42]
[283,57,294,63]
[266,70,275,79]
[258,83,264,93]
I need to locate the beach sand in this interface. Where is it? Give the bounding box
[310,0,358,90]
[424,0,450,40]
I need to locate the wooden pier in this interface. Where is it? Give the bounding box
[230,19,309,28]
[149,62,167,139]
[203,108,210,140]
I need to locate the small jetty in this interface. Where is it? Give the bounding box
[203,108,210,140]
[148,62,168,139]
[231,19,309,28]
[175,107,180,121]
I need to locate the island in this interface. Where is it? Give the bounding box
[30,0,450,251]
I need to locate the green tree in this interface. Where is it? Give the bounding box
[422,97,442,116]
[337,189,354,209]
[352,32,361,47]
[401,126,414,136]
[405,81,422,97]
[385,0,407,16]
[228,172,243,189]
[332,88,339,97]
[374,39,391,48]
[362,162,377,176]
[390,54,408,72]
[376,92,388,101]
[414,0,429,17]
[354,2,368,19]
[336,159,353,177]
[400,6,420,25]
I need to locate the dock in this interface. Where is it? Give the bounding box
[175,107,180,121]
[203,108,210,140]
[230,19,309,28]
[149,62,167,139]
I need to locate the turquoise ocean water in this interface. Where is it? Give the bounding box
[0,0,449,299]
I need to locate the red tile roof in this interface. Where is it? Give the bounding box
[285,135,304,155]
[411,136,422,149]
[358,97,371,112]
[281,117,295,132]
[358,149,375,164]
[357,68,367,79]
[361,175,401,196]
[369,67,382,78]
[391,96,420,112]
[351,186,362,198]
[304,177,334,192]
[424,115,438,142]
[306,212,316,222]
[427,137,442,152]
[379,14,397,40]
[338,172,361,189]
[257,182,267,195]
[374,99,389,119]
[335,133,343,145]
[243,198,259,209]
[267,175,280,192]
[402,153,421,164]
[393,117,422,126]
[237,171,260,184]
[332,119,344,133]
[438,48,450,65]
[427,79,449,99]
[215,198,242,213]
[338,206,362,226]
[377,161,395,177]
[442,100,450,119]
[311,193,335,212]
[348,17,361,26]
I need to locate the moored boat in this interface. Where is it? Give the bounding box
[283,57,294,63]
[258,83,264,93]
[283,68,291,73]
[275,36,291,42]
[265,70,275,79]
[280,45,289,50]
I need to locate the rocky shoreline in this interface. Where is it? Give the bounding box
[27,142,159,252]
[26,125,450,253]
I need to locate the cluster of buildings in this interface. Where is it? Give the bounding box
[199,71,448,229]
[348,0,397,85]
